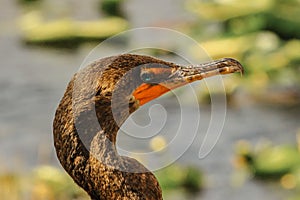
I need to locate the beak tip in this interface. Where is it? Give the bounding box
[223,58,244,76]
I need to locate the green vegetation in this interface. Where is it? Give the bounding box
[185,0,300,104]
[155,164,203,198]
[155,165,203,192]
[0,166,88,200]
[100,0,124,17]
[234,136,300,199]
[235,141,300,179]
[20,11,128,48]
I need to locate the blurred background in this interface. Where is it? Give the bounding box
[1,0,300,199]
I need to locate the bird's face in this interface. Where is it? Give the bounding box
[131,57,243,106]
[132,62,179,106]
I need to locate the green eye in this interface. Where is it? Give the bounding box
[141,72,154,82]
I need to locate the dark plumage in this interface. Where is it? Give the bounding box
[53,54,243,200]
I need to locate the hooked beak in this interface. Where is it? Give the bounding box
[168,58,243,86]
[133,58,244,106]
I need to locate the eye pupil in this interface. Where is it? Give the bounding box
[141,72,153,82]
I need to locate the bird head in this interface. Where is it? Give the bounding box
[132,56,243,106]
[89,54,243,105]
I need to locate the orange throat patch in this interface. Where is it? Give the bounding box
[132,83,171,106]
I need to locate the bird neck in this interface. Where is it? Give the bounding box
[54,79,163,199]
[73,88,130,169]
